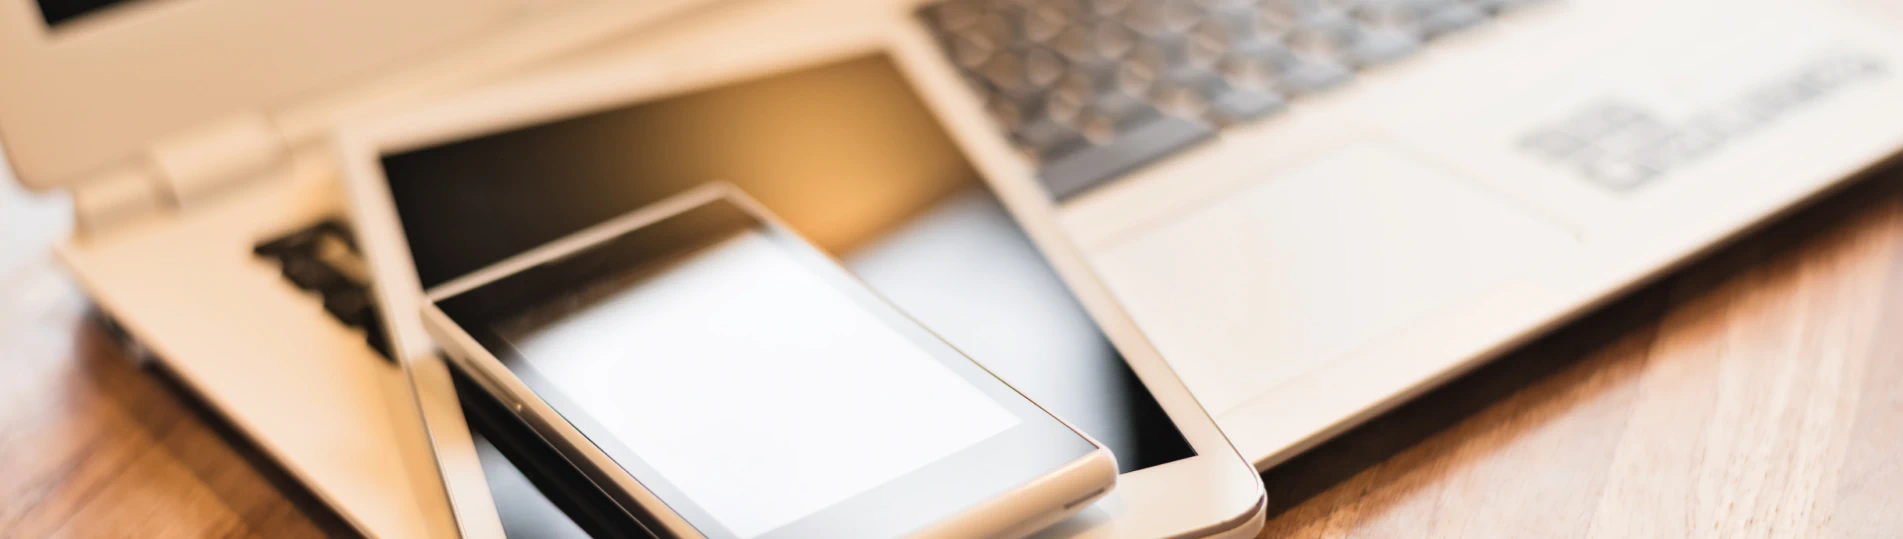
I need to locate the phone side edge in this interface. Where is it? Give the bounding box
[419,301,692,539]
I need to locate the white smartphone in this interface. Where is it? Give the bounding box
[419,185,1119,539]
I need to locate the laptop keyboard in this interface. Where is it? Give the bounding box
[919,0,1548,200]
[254,220,393,361]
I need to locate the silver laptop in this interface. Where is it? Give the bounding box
[5,0,1273,536]
[891,0,1903,467]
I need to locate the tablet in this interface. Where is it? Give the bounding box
[342,48,1264,538]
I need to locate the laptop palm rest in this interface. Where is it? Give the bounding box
[1089,145,1578,414]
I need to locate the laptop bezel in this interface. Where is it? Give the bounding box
[0,0,523,188]
[0,0,729,193]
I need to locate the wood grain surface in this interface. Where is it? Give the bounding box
[5,157,1903,538]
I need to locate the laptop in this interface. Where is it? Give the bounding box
[7,0,1272,536]
[891,0,1903,467]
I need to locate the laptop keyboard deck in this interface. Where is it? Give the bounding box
[919,0,1549,200]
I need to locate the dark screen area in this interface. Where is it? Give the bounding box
[381,55,1193,471]
[35,0,139,27]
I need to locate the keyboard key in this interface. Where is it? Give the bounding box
[1041,114,1215,199]
[1227,36,1296,65]
[986,96,1028,133]
[1023,117,1087,156]
[949,33,997,68]
[1154,81,1213,118]
[361,309,394,360]
[1089,0,1137,17]
[1202,3,1260,33]
[1277,58,1352,93]
[980,53,1032,92]
[253,220,347,257]
[1285,10,1359,55]
[1207,87,1286,123]
[1093,63,1162,118]
[1025,46,1071,87]
[1121,0,1202,38]
[1164,62,1225,92]
[1053,25,1116,70]
[932,1,985,31]
[323,286,374,329]
[1094,21,1142,59]
[1021,2,1076,42]
[1463,0,1547,12]
[279,255,349,292]
[1353,0,1431,38]
[1347,30,1421,66]
[1421,3,1487,36]
[1028,80,1094,148]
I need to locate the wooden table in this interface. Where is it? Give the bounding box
[6,157,1903,537]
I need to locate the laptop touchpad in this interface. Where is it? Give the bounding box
[1090,145,1575,414]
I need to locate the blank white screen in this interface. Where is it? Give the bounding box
[499,231,1020,538]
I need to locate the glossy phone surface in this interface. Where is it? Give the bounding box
[429,194,1113,538]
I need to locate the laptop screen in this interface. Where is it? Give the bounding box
[378,54,1195,472]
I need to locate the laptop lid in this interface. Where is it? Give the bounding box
[0,0,718,191]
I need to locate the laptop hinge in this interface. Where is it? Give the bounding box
[70,163,170,234]
[149,114,289,205]
[73,114,290,234]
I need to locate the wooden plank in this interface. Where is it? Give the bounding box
[1,179,337,537]
[1260,166,1903,537]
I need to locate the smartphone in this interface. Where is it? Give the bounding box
[418,185,1118,539]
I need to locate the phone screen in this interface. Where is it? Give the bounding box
[436,201,1104,538]
[491,230,1021,538]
